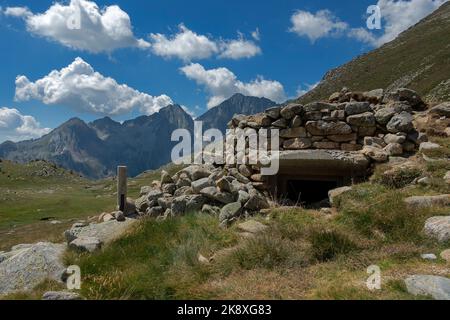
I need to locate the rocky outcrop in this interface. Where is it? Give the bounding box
[0,242,66,295]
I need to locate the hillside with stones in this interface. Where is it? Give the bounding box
[296,2,450,105]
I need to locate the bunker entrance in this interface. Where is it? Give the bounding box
[286,179,338,208]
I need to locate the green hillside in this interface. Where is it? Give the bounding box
[297,2,450,104]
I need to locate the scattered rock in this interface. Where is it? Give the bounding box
[440,249,450,263]
[386,112,414,133]
[405,195,450,209]
[419,142,441,152]
[430,102,450,117]
[424,216,450,242]
[219,202,242,224]
[42,291,82,300]
[69,237,102,253]
[405,275,450,300]
[328,186,352,206]
[237,220,268,234]
[421,253,437,260]
[191,177,214,193]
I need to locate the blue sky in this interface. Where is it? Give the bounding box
[0,0,446,142]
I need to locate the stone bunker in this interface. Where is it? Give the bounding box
[226,87,427,207]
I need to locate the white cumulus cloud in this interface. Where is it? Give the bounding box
[15,57,173,116]
[180,63,285,109]
[0,107,51,142]
[4,0,150,53]
[149,24,261,61]
[289,10,348,42]
[289,1,447,46]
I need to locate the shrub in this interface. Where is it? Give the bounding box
[309,228,357,262]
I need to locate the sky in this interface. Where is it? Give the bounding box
[0,0,447,142]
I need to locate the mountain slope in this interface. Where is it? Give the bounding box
[197,93,277,133]
[297,2,450,104]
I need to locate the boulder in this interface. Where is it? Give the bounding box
[283,138,312,150]
[161,170,173,185]
[271,118,288,128]
[219,202,242,224]
[440,249,450,263]
[362,146,389,162]
[328,186,352,206]
[419,142,441,152]
[305,121,352,136]
[147,206,165,217]
[291,115,303,127]
[304,102,337,113]
[186,195,207,212]
[244,193,270,211]
[363,89,384,103]
[238,164,253,177]
[280,127,307,139]
[216,177,233,193]
[375,107,396,125]
[42,291,82,300]
[346,112,376,127]
[135,196,149,213]
[69,237,102,253]
[181,165,212,181]
[280,104,303,120]
[64,219,137,245]
[384,143,403,156]
[237,190,251,204]
[386,112,414,133]
[114,211,126,222]
[405,275,450,300]
[430,102,450,117]
[364,136,386,148]
[202,204,220,216]
[162,183,177,195]
[237,220,268,234]
[200,187,235,204]
[265,106,281,119]
[405,195,450,209]
[191,177,214,193]
[171,196,188,216]
[345,102,371,115]
[386,88,425,110]
[424,216,450,242]
[0,242,66,295]
[174,186,194,197]
[229,168,250,184]
[147,190,164,202]
[384,133,406,144]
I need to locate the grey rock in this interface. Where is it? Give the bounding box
[280,127,307,139]
[140,186,152,196]
[229,168,250,184]
[405,275,450,300]
[162,183,177,195]
[345,102,371,115]
[237,220,268,234]
[147,206,165,217]
[384,133,406,144]
[191,177,214,193]
[0,242,66,295]
[283,138,312,150]
[430,102,450,117]
[157,197,173,210]
[280,104,303,120]
[405,195,450,209]
[386,112,414,133]
[171,196,188,216]
[135,195,149,213]
[305,121,352,136]
[421,254,437,260]
[202,204,220,216]
[219,202,242,223]
[238,190,250,204]
[244,193,270,211]
[238,164,253,177]
[419,142,441,152]
[271,118,288,128]
[347,112,376,127]
[64,219,137,245]
[186,195,207,212]
[42,291,82,300]
[147,190,164,202]
[113,211,126,222]
[424,215,450,242]
[182,165,212,181]
[161,170,173,185]
[375,107,396,125]
[384,143,403,156]
[328,186,352,206]
[69,237,102,253]
[265,106,281,119]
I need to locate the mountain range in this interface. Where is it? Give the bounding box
[0,94,276,178]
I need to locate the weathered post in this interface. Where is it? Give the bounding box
[117,166,127,212]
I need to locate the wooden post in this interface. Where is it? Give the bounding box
[117,166,127,212]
